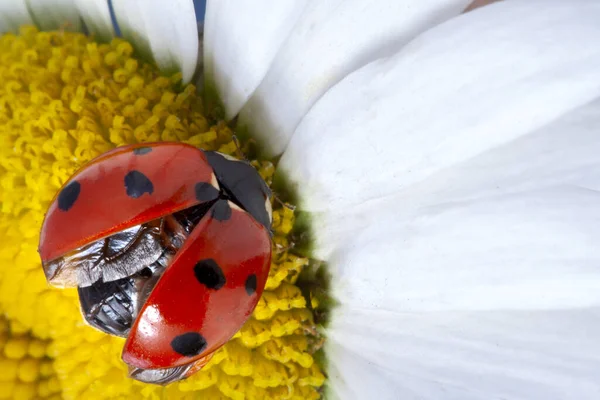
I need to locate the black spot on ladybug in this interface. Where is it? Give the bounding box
[58,181,81,211]
[124,170,154,198]
[133,146,152,155]
[245,274,257,296]
[170,332,207,357]
[195,182,219,202]
[211,200,232,221]
[194,259,226,290]
[203,151,272,231]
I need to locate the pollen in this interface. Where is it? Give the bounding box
[0,27,325,399]
[0,316,61,399]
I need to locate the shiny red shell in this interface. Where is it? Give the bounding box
[123,200,270,369]
[39,142,217,263]
[38,142,272,371]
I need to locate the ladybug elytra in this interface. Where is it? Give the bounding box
[38,142,272,384]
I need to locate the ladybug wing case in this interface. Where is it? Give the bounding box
[39,143,218,287]
[38,142,274,384]
[122,199,271,380]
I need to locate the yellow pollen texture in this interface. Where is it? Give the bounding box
[0,317,60,400]
[0,26,324,399]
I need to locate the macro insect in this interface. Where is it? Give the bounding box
[38,142,273,384]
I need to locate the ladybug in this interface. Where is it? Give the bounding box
[38,142,273,384]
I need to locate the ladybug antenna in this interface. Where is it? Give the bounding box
[231,135,247,161]
[273,194,296,211]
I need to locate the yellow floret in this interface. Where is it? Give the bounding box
[0,317,60,399]
[0,26,325,399]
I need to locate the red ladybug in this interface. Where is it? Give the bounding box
[38,142,272,384]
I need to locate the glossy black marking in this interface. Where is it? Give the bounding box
[194,259,226,290]
[245,274,257,296]
[204,151,271,231]
[211,200,232,221]
[133,146,152,155]
[195,182,219,202]
[170,332,207,357]
[124,170,154,198]
[58,181,81,211]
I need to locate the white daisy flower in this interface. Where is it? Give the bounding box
[204,1,600,397]
[0,0,599,399]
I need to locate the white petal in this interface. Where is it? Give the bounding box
[238,0,471,156]
[326,187,600,398]
[312,98,600,259]
[111,1,151,60]
[279,0,600,212]
[74,0,114,42]
[0,0,33,33]
[332,188,600,312]
[26,0,82,31]
[203,0,307,118]
[112,0,199,83]
[328,308,600,399]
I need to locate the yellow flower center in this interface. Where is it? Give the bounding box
[0,316,59,399]
[0,26,325,399]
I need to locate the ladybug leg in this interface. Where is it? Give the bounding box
[231,135,247,160]
[273,194,296,211]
